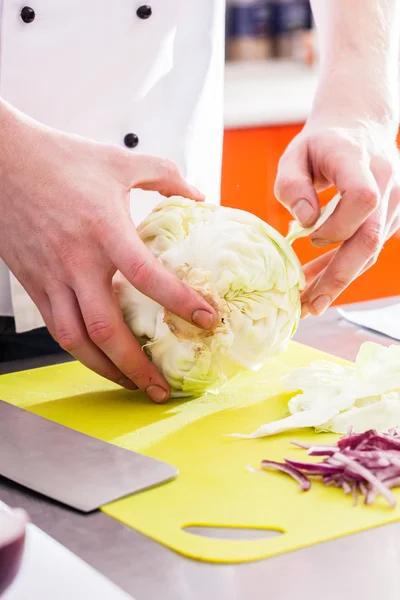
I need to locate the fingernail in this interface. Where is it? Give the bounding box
[311,238,331,248]
[311,295,331,315]
[301,303,310,319]
[293,199,315,226]
[192,309,215,330]
[146,384,168,403]
[118,377,138,391]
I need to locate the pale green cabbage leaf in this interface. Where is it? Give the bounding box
[232,342,400,438]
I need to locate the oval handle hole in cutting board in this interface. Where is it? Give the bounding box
[182,524,283,541]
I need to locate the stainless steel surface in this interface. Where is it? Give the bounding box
[1,297,400,600]
[0,401,177,512]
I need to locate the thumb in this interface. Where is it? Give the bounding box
[123,153,205,201]
[275,143,320,227]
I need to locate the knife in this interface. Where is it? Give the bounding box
[0,400,177,512]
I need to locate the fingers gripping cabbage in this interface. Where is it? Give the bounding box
[114,197,306,397]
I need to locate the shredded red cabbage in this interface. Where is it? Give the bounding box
[260,429,400,508]
[260,460,311,491]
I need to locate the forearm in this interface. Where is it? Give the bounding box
[310,0,400,127]
[0,98,29,132]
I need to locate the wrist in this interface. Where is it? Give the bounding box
[0,99,47,140]
[310,60,399,134]
[0,100,19,136]
[0,100,33,154]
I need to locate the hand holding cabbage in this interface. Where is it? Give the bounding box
[0,99,218,403]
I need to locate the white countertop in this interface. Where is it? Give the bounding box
[224,59,319,129]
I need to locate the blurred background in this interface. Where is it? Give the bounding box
[221,0,400,305]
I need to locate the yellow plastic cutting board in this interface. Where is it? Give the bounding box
[1,341,400,564]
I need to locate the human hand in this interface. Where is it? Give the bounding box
[0,101,217,402]
[275,116,400,318]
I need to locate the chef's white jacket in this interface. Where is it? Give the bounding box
[0,0,225,332]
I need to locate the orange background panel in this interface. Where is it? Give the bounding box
[221,124,400,305]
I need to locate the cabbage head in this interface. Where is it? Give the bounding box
[114,197,306,397]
